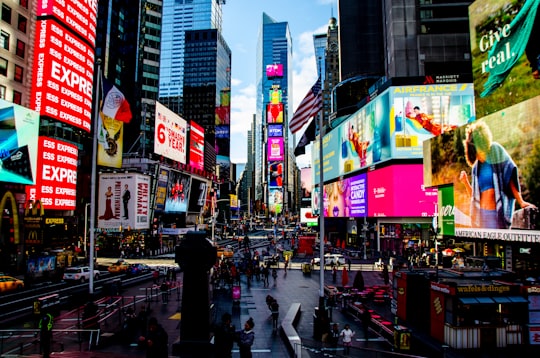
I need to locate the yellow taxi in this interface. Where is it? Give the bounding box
[107,260,130,274]
[0,275,24,294]
[216,247,234,260]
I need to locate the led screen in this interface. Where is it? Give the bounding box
[267,103,284,123]
[189,121,205,170]
[154,101,187,163]
[267,137,284,161]
[164,170,191,213]
[323,173,367,218]
[268,161,283,188]
[266,64,284,78]
[37,0,98,44]
[188,178,209,213]
[268,124,283,137]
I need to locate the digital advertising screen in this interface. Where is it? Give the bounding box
[188,177,209,213]
[300,208,318,224]
[266,64,284,78]
[37,0,98,44]
[30,19,95,132]
[268,124,283,137]
[98,173,151,230]
[323,173,367,218]
[268,161,283,188]
[367,164,437,217]
[164,170,191,213]
[215,105,230,125]
[425,101,540,241]
[267,103,284,124]
[269,87,282,104]
[154,168,169,212]
[154,101,187,163]
[267,137,284,161]
[469,0,540,117]
[25,137,78,210]
[0,99,40,184]
[301,167,312,205]
[391,84,475,158]
[189,121,205,170]
[215,125,230,157]
[269,188,283,214]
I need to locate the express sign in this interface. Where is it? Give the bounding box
[37,0,98,45]
[31,19,94,132]
[26,137,78,210]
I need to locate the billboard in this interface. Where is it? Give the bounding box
[266,64,284,78]
[25,137,78,210]
[300,208,318,224]
[469,0,540,117]
[189,121,205,170]
[300,167,312,207]
[267,137,284,161]
[98,173,151,230]
[164,169,191,213]
[187,177,210,213]
[323,173,367,218]
[268,124,283,137]
[367,164,437,217]
[0,100,40,184]
[97,115,123,168]
[267,103,284,123]
[30,19,94,132]
[269,161,283,187]
[154,101,187,163]
[425,104,540,241]
[269,188,283,214]
[215,125,230,156]
[37,0,98,45]
[154,167,169,212]
[269,87,282,104]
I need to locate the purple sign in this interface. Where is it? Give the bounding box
[267,137,284,161]
[323,173,367,218]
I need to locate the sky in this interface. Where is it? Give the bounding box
[222,0,336,169]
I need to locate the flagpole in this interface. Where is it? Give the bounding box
[88,59,102,296]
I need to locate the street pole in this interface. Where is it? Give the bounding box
[84,203,90,258]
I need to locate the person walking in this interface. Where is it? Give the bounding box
[213,313,235,358]
[270,299,280,331]
[139,317,168,358]
[340,324,355,355]
[262,265,269,287]
[160,281,169,304]
[330,323,340,348]
[236,317,255,358]
[39,311,54,358]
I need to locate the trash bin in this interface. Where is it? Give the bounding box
[302,263,311,275]
[394,325,411,351]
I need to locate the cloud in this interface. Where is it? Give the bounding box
[229,83,256,162]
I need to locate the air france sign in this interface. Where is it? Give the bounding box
[31,19,94,132]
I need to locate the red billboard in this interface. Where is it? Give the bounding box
[189,121,205,171]
[25,137,78,210]
[30,19,95,132]
[37,0,98,45]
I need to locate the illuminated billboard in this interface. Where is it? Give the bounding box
[30,19,95,132]
[323,173,367,218]
[267,137,284,161]
[215,125,230,156]
[469,0,540,117]
[268,161,283,188]
[269,87,282,104]
[154,101,187,163]
[37,0,98,44]
[215,105,230,125]
[267,103,284,123]
[164,170,191,213]
[300,167,312,207]
[425,101,540,241]
[188,178,210,213]
[189,121,205,171]
[25,137,78,210]
[269,188,283,214]
[268,124,283,137]
[367,164,437,217]
[0,99,40,184]
[154,167,169,212]
[98,173,151,230]
[266,64,284,78]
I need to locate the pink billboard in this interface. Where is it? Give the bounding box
[267,137,284,161]
[367,164,437,217]
[189,121,204,170]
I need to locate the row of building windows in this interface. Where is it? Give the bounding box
[1,3,27,33]
[0,83,21,104]
[0,30,25,57]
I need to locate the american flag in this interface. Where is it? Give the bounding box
[289,78,322,134]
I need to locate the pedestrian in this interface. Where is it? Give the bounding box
[139,317,168,358]
[270,299,279,331]
[332,266,337,283]
[152,270,159,284]
[330,323,340,348]
[347,257,352,271]
[160,281,169,304]
[284,258,289,272]
[262,265,269,287]
[272,268,278,285]
[340,323,355,355]
[213,313,235,358]
[236,317,255,358]
[382,263,389,285]
[39,311,54,358]
[172,267,177,282]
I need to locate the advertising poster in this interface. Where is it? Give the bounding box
[154,167,169,212]
[268,124,283,137]
[154,101,187,164]
[323,173,367,218]
[164,170,191,213]
[25,137,78,210]
[267,137,284,161]
[266,64,284,78]
[217,155,231,182]
[268,161,283,187]
[426,102,540,241]
[37,0,98,44]
[0,99,40,184]
[215,105,230,125]
[98,173,151,230]
[267,103,284,123]
[367,164,437,217]
[269,87,282,104]
[269,188,283,214]
[469,0,540,117]
[97,115,123,168]
[300,207,318,224]
[189,121,205,170]
[300,167,312,207]
[188,177,209,213]
[215,125,230,157]
[391,84,475,158]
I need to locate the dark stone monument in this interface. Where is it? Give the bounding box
[172,231,216,357]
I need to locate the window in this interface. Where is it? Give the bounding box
[1,4,11,24]
[0,57,7,76]
[17,14,26,33]
[14,64,23,82]
[20,0,28,9]
[13,90,21,104]
[0,30,8,50]
[15,39,24,58]
[0,85,5,99]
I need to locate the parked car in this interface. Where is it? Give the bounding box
[107,260,130,274]
[313,254,346,266]
[0,275,24,293]
[128,263,151,276]
[63,266,100,283]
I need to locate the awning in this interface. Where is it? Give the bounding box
[460,296,528,305]
[459,297,480,304]
[492,296,511,304]
[476,297,495,304]
[508,296,528,303]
